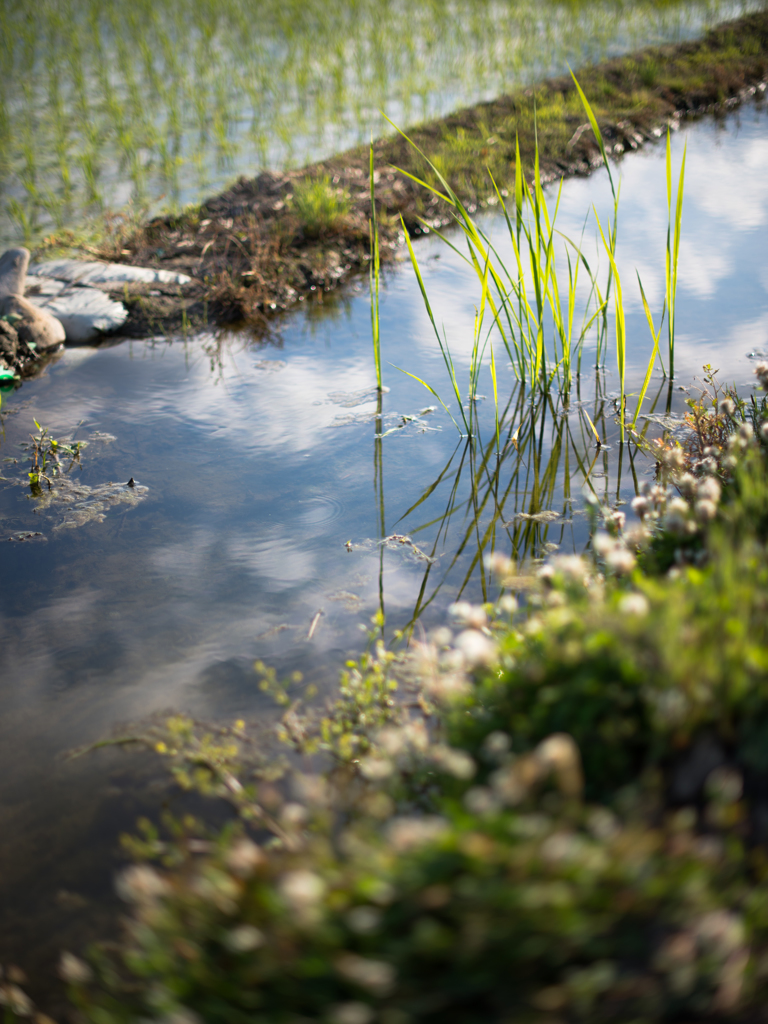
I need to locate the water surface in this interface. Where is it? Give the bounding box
[1,103,768,990]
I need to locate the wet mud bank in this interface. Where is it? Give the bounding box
[62,8,768,340]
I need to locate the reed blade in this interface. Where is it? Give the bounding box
[594,208,626,442]
[369,143,382,391]
[631,273,663,429]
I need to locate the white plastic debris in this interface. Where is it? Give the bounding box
[33,286,128,343]
[24,275,67,298]
[28,259,193,287]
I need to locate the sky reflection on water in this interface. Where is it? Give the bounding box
[0,102,767,984]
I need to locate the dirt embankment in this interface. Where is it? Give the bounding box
[53,9,768,338]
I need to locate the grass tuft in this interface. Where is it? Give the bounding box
[291,175,350,238]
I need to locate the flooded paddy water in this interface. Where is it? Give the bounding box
[1,0,768,1004]
[2,102,768,988]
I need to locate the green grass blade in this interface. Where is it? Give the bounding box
[569,67,616,201]
[401,216,469,433]
[514,134,524,241]
[631,272,662,429]
[369,143,382,391]
[594,207,626,442]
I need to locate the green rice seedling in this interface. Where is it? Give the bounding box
[0,85,9,179]
[388,106,614,403]
[40,189,66,231]
[80,149,101,207]
[291,176,350,238]
[386,121,529,387]
[573,81,685,425]
[45,52,71,202]
[387,70,686,454]
[569,71,622,362]
[640,55,660,86]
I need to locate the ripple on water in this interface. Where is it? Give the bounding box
[296,495,346,530]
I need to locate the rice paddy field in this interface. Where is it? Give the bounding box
[2,0,768,1012]
[0,0,765,247]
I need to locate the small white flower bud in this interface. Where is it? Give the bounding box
[116,865,169,904]
[592,532,615,557]
[676,473,697,498]
[696,476,721,504]
[448,601,487,629]
[223,925,265,953]
[695,499,718,522]
[59,952,93,985]
[225,838,264,877]
[280,870,326,908]
[665,497,691,525]
[618,593,649,616]
[454,629,497,668]
[605,546,636,574]
[631,495,649,518]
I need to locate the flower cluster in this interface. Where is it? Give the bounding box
[624,452,725,569]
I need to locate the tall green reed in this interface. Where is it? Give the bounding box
[382,77,684,444]
[386,112,604,406]
[369,144,382,392]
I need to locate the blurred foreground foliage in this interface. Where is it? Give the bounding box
[40,366,768,1023]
